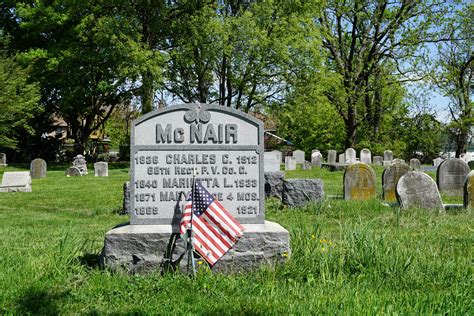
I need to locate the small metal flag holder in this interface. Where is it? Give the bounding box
[186,168,197,276]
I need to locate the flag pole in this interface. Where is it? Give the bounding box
[186,168,197,276]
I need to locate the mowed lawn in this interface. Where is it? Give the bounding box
[0,163,472,314]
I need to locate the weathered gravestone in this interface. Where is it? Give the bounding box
[383,150,393,166]
[382,162,411,202]
[373,156,383,166]
[0,172,32,192]
[282,179,324,207]
[343,163,376,200]
[72,155,88,175]
[302,161,312,170]
[327,150,337,164]
[30,158,47,178]
[345,148,357,164]
[433,157,444,167]
[338,153,345,164]
[311,151,322,168]
[410,158,421,171]
[272,150,283,163]
[285,156,296,171]
[0,153,7,166]
[393,158,405,164]
[100,104,290,273]
[264,151,281,172]
[360,148,371,164]
[293,150,305,164]
[437,158,470,196]
[94,162,109,177]
[396,172,443,210]
[464,171,474,208]
[65,167,82,177]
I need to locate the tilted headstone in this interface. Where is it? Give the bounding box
[345,148,357,164]
[433,157,444,167]
[343,162,376,200]
[464,171,474,208]
[302,160,312,170]
[360,149,371,164]
[264,151,281,172]
[285,156,296,171]
[73,155,88,175]
[0,172,32,192]
[327,150,337,164]
[373,156,383,166]
[437,158,470,196]
[396,171,443,210]
[282,179,324,207]
[292,150,305,164]
[101,103,289,273]
[94,162,109,177]
[311,151,322,167]
[0,153,7,166]
[338,153,345,164]
[272,150,283,163]
[384,150,393,162]
[410,158,421,171]
[65,167,82,177]
[382,162,411,202]
[30,158,47,178]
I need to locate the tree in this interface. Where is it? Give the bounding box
[430,3,473,157]
[0,45,41,150]
[318,0,451,148]
[13,1,163,154]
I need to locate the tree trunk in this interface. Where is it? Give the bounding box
[141,71,154,114]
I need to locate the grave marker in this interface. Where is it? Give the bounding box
[30,158,47,178]
[343,162,376,200]
[345,148,356,164]
[384,150,393,162]
[433,157,444,167]
[264,151,281,172]
[410,158,421,171]
[360,148,371,164]
[65,167,82,177]
[464,171,474,208]
[373,156,383,166]
[0,153,6,166]
[293,150,305,164]
[437,158,470,196]
[94,162,109,177]
[396,172,443,210]
[73,155,88,175]
[311,151,322,167]
[338,153,345,164]
[302,161,312,170]
[0,172,32,192]
[285,156,296,171]
[327,150,337,164]
[272,150,283,163]
[382,162,411,202]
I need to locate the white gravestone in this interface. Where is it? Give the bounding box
[0,172,32,192]
[272,150,283,163]
[264,152,281,172]
[360,148,371,164]
[338,153,345,164]
[311,151,322,167]
[345,148,357,164]
[327,150,337,164]
[292,150,305,164]
[0,153,7,166]
[94,162,109,177]
[73,155,88,175]
[410,158,421,171]
[285,156,297,171]
[433,157,444,167]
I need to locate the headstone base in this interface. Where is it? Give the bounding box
[100,221,290,274]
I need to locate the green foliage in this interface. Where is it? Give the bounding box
[0,46,41,149]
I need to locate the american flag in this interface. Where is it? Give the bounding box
[180,181,244,266]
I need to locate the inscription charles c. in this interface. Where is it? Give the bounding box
[130,104,264,225]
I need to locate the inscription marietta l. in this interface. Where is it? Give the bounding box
[130,104,264,225]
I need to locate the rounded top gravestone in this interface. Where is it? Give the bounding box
[360,148,371,164]
[410,158,421,171]
[327,150,337,164]
[384,150,393,162]
[292,150,305,164]
[464,171,474,208]
[131,103,264,225]
[345,148,356,163]
[65,167,81,177]
[94,162,109,177]
[311,151,322,167]
[343,162,376,200]
[436,158,470,196]
[382,162,411,202]
[396,171,443,210]
[30,158,47,178]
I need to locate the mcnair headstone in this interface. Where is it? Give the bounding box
[437,158,470,196]
[30,158,47,178]
[396,171,443,210]
[100,103,290,273]
[343,162,376,200]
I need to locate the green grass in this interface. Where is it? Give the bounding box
[0,164,472,314]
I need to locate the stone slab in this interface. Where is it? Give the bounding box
[0,171,32,192]
[282,179,324,207]
[100,221,290,274]
[264,172,284,199]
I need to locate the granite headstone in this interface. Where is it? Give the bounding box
[0,153,6,166]
[30,158,47,178]
[437,158,470,196]
[65,167,82,177]
[338,153,345,164]
[433,157,444,167]
[282,179,324,207]
[396,171,443,210]
[94,162,109,177]
[343,162,376,200]
[384,150,393,162]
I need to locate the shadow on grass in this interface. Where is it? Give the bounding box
[79,253,101,269]
[17,286,68,314]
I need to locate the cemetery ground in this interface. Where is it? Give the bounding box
[0,164,472,314]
